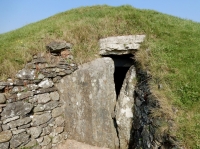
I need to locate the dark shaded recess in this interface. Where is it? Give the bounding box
[114,67,129,97]
[104,54,134,97]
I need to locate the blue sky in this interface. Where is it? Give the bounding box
[0,0,200,34]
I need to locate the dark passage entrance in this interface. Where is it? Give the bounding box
[104,54,134,97]
[114,67,130,97]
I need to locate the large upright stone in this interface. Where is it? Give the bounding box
[99,35,145,55]
[56,58,119,148]
[115,66,136,149]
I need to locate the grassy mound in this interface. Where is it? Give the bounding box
[0,5,200,148]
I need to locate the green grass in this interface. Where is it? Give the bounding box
[1,5,200,148]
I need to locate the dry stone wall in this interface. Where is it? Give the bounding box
[0,41,77,149]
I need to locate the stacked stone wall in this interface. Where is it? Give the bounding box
[0,41,77,149]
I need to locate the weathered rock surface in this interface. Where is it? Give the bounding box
[0,142,9,149]
[52,107,63,118]
[0,130,12,143]
[38,79,54,88]
[46,41,72,53]
[36,93,51,104]
[28,127,42,138]
[0,94,6,104]
[56,57,118,148]
[10,132,30,148]
[9,117,31,128]
[32,113,52,126]
[1,101,33,119]
[99,35,145,55]
[115,66,136,149]
[16,69,36,80]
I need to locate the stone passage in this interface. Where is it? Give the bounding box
[99,35,145,149]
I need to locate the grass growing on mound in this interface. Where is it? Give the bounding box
[0,5,200,148]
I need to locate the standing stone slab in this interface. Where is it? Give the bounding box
[1,101,33,119]
[115,66,136,149]
[56,57,119,149]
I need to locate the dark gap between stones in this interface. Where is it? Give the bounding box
[103,54,134,98]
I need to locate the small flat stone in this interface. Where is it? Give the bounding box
[37,74,45,80]
[27,84,39,91]
[40,126,52,136]
[24,138,37,148]
[42,143,52,149]
[1,101,33,119]
[34,104,45,112]
[32,57,47,64]
[17,91,34,100]
[16,69,36,80]
[38,79,54,89]
[28,127,42,138]
[11,86,26,93]
[55,116,65,127]
[12,129,26,135]
[36,136,44,143]
[10,132,30,148]
[0,142,9,149]
[2,125,10,131]
[34,87,57,95]
[0,82,13,86]
[40,136,51,146]
[44,101,59,111]
[32,113,52,126]
[0,86,5,90]
[0,130,12,143]
[52,107,63,118]
[55,127,64,135]
[3,116,19,124]
[46,41,72,53]
[18,123,31,129]
[50,92,59,101]
[52,135,60,144]
[35,93,51,104]
[13,79,27,86]
[0,94,6,104]
[9,117,32,128]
